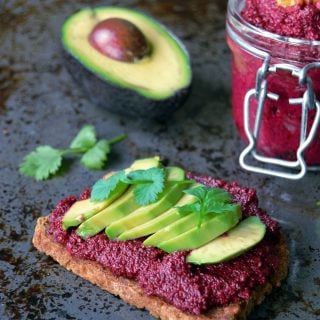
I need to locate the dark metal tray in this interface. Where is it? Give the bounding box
[0,1,319,319]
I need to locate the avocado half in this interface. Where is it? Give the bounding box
[62,7,192,119]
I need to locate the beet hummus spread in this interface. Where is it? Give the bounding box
[47,173,281,315]
[242,0,320,40]
[227,0,320,166]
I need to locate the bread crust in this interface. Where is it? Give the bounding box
[33,216,288,320]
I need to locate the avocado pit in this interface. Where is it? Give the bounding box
[89,18,149,63]
[62,7,192,118]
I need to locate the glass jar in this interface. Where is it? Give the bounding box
[226,0,320,178]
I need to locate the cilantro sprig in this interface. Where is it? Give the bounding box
[90,171,126,201]
[126,168,165,205]
[91,167,166,206]
[19,125,126,181]
[176,186,238,227]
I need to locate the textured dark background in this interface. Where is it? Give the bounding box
[0,0,319,319]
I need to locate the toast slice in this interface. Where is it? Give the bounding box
[33,216,288,320]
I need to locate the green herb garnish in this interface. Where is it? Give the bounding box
[126,168,165,205]
[91,171,126,201]
[176,185,237,227]
[19,125,126,181]
[69,124,97,150]
[91,167,166,206]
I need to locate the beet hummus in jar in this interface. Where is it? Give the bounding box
[226,0,320,177]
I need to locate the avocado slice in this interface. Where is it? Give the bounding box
[143,211,202,247]
[76,187,139,239]
[76,165,177,239]
[62,171,121,229]
[62,157,160,229]
[118,189,198,241]
[106,167,186,239]
[155,205,242,253]
[187,216,266,265]
[61,7,191,119]
[62,189,126,230]
[75,157,161,238]
[124,156,161,173]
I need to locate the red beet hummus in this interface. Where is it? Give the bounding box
[227,0,320,166]
[47,173,281,315]
[242,0,320,40]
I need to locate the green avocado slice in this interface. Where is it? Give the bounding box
[106,167,187,239]
[118,189,198,241]
[62,188,126,230]
[76,187,139,239]
[124,156,161,173]
[157,205,242,253]
[62,157,160,230]
[61,7,191,100]
[187,216,266,265]
[143,211,203,247]
[76,166,183,239]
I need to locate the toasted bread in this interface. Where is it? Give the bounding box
[33,216,288,320]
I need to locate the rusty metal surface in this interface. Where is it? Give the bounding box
[0,0,319,319]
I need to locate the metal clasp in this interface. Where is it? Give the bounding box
[239,58,320,179]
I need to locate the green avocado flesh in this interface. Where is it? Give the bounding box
[156,205,242,253]
[118,189,198,241]
[106,167,186,239]
[62,157,160,230]
[61,7,191,100]
[77,166,183,239]
[143,210,205,247]
[62,157,266,261]
[75,157,160,238]
[62,192,124,230]
[124,156,161,173]
[76,187,138,238]
[187,216,266,264]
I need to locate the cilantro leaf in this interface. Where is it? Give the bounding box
[204,201,237,214]
[70,125,97,150]
[127,168,165,206]
[91,167,165,205]
[177,203,201,216]
[19,146,62,181]
[205,188,231,203]
[91,179,109,201]
[133,184,160,206]
[81,139,110,169]
[19,127,126,181]
[177,185,238,228]
[184,186,207,201]
[91,171,126,201]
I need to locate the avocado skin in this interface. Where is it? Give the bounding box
[63,51,191,120]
